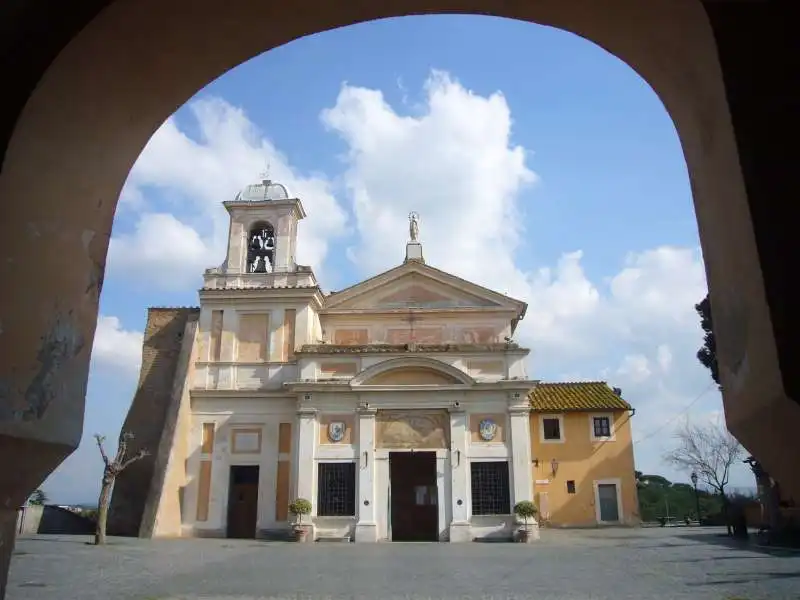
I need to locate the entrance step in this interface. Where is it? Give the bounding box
[316,536,352,543]
[258,528,295,542]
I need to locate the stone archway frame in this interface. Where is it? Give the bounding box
[0,0,792,531]
[351,356,476,387]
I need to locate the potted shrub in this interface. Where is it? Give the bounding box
[513,500,538,543]
[288,498,312,542]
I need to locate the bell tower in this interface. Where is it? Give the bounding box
[221,175,306,275]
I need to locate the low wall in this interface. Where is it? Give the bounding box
[16,505,95,536]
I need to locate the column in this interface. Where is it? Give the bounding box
[508,400,539,541]
[355,406,378,542]
[448,407,471,542]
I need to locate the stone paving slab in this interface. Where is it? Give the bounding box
[8,527,800,600]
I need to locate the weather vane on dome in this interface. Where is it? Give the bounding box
[408,211,420,242]
[259,158,272,182]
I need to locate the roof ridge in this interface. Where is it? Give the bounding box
[537,380,609,386]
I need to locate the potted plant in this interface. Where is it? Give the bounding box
[288,498,312,542]
[513,500,538,543]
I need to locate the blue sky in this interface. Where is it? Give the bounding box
[43,15,751,504]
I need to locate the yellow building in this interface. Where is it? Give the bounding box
[530,382,639,527]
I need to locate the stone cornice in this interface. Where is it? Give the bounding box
[319,306,519,316]
[223,197,307,220]
[190,389,293,400]
[199,285,324,309]
[296,342,530,356]
[282,379,538,394]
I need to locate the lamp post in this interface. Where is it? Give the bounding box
[691,472,701,525]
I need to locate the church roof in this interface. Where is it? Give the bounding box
[323,260,527,318]
[529,381,632,412]
[233,176,289,202]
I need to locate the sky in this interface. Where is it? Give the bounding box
[42,15,753,504]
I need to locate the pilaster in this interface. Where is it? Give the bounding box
[295,406,317,515]
[508,395,539,541]
[448,406,471,542]
[355,406,378,542]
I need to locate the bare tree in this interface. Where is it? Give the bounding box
[94,432,149,545]
[664,419,743,532]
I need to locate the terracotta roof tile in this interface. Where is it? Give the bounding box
[529,381,632,412]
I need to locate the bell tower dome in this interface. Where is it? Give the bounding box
[221,174,306,275]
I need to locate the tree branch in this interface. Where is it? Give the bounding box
[119,449,149,472]
[663,419,743,495]
[94,434,110,467]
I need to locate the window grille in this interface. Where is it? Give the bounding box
[470,461,511,515]
[317,462,356,516]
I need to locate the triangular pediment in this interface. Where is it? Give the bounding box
[323,262,526,315]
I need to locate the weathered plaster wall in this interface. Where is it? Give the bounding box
[107,307,200,536]
[147,314,200,537]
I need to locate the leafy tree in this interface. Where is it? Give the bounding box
[94,432,149,545]
[638,474,672,488]
[635,473,722,522]
[695,294,720,388]
[28,489,47,505]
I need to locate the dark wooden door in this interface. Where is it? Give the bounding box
[227,465,260,539]
[389,452,438,541]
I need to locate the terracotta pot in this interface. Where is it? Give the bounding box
[294,527,308,542]
[517,528,530,543]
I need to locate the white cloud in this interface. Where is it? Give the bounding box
[98,70,748,486]
[91,316,143,374]
[112,98,349,288]
[318,71,744,483]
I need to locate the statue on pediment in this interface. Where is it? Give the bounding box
[409,211,420,242]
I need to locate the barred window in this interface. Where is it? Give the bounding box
[317,462,356,517]
[470,461,511,515]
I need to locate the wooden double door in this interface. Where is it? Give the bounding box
[389,451,439,542]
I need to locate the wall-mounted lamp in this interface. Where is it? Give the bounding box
[532,458,539,468]
[550,458,559,476]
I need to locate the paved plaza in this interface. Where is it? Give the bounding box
[7,527,800,600]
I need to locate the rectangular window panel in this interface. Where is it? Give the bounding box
[566,480,576,494]
[593,417,611,438]
[470,461,511,516]
[543,418,561,440]
[210,310,223,361]
[282,309,296,361]
[317,462,356,517]
[238,313,270,362]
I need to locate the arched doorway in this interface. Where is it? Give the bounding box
[0,0,797,586]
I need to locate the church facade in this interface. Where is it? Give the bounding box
[109,176,639,542]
